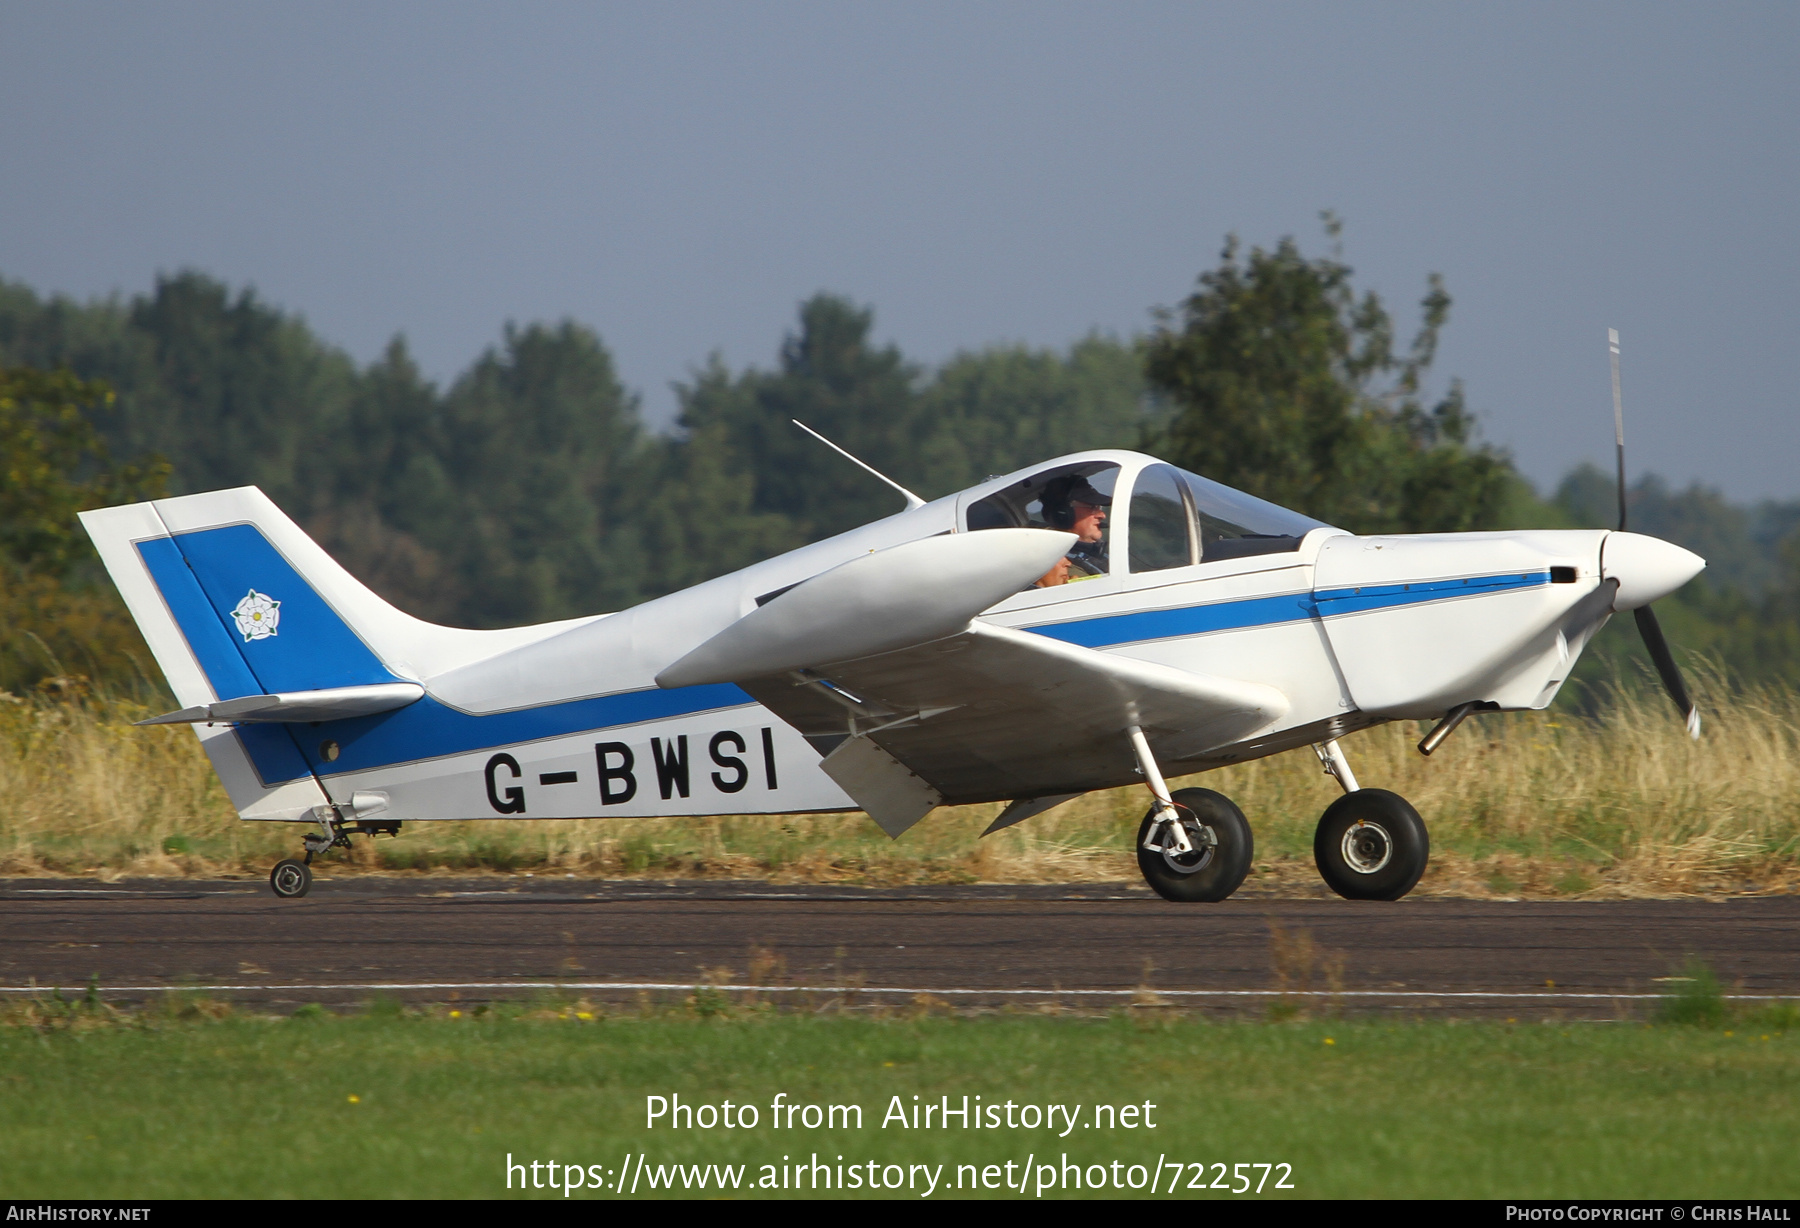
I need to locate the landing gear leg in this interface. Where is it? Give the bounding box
[1129,725,1254,903]
[1309,739,1429,901]
[267,807,403,898]
[1313,738,1359,793]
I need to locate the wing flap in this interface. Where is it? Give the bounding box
[818,736,944,838]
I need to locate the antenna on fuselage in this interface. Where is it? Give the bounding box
[790,419,926,511]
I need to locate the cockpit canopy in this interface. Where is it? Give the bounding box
[964,456,1330,573]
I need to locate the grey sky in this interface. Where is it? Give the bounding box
[2,2,1795,500]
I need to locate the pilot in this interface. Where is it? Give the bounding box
[1039,476,1111,581]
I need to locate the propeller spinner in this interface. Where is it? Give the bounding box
[1608,328,1702,739]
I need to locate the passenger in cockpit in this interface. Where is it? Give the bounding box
[1031,554,1073,589]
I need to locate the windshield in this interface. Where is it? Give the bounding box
[1129,465,1331,566]
[1179,467,1331,541]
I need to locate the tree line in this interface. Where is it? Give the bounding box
[2,229,1796,699]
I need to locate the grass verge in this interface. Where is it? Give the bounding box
[2,995,1797,1199]
[3,674,1798,897]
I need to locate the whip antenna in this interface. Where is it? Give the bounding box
[791,420,926,510]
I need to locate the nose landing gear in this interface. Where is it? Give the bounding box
[1309,739,1429,901]
[1312,790,1429,900]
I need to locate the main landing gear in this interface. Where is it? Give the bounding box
[1130,726,1254,902]
[1128,732,1429,903]
[268,807,403,898]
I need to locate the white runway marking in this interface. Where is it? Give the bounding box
[1,981,1793,1002]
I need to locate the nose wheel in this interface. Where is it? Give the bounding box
[1312,789,1429,901]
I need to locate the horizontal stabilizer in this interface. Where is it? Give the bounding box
[137,682,425,726]
[655,529,1074,688]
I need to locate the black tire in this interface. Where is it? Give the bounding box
[1135,787,1254,903]
[1313,789,1429,901]
[270,858,312,899]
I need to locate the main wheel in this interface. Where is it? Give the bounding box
[1135,787,1254,902]
[269,858,312,898]
[1313,789,1429,901]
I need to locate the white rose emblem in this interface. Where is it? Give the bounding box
[231,590,281,641]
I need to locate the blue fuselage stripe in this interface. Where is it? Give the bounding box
[1311,571,1551,616]
[1028,592,1317,648]
[1026,570,1550,649]
[310,685,756,779]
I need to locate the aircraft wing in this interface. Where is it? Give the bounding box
[735,622,1286,827]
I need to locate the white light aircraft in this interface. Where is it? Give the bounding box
[80,334,1704,902]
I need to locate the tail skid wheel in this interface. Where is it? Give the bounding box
[1135,788,1254,903]
[1313,789,1428,901]
[270,858,312,899]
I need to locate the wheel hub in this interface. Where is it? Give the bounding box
[1155,813,1217,875]
[270,861,311,898]
[1340,820,1393,874]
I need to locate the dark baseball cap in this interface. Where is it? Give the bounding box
[1064,479,1112,507]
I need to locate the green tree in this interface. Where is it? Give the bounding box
[0,272,357,513]
[0,367,168,693]
[636,356,808,597]
[123,273,360,514]
[428,322,649,625]
[1144,224,1515,533]
[910,335,1160,493]
[633,301,1162,599]
[305,338,467,623]
[702,295,922,540]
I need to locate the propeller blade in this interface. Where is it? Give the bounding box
[1633,604,1700,739]
[1610,328,1628,531]
[1607,330,1697,738]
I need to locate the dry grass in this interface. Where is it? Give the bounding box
[2,676,1796,897]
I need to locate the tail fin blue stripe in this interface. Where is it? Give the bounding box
[135,534,315,787]
[136,537,263,701]
[168,523,397,693]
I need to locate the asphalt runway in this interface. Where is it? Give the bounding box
[3,877,1797,1017]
